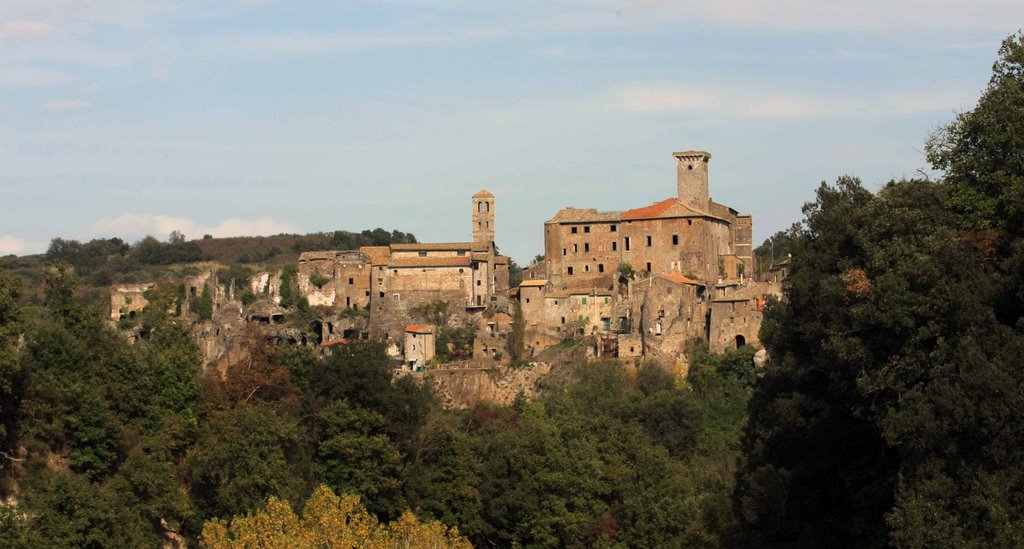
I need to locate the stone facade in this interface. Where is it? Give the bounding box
[403,324,436,370]
[110,283,155,320]
[521,149,780,363]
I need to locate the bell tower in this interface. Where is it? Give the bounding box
[674,150,711,212]
[472,189,495,245]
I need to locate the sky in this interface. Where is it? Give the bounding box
[2,1,1022,264]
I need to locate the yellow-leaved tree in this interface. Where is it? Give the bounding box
[199,485,471,549]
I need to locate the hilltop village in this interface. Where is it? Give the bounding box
[111,150,781,373]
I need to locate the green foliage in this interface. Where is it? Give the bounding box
[435,321,475,362]
[186,404,307,521]
[308,268,330,289]
[617,262,634,278]
[193,283,213,321]
[278,263,298,308]
[734,175,1024,546]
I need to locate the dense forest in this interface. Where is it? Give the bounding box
[0,32,1022,549]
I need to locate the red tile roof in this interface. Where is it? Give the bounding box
[519,279,549,288]
[321,338,350,347]
[391,242,474,251]
[621,198,677,220]
[405,324,435,333]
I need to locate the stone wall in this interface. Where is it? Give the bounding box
[109,283,154,320]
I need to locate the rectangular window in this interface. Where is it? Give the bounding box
[393,293,400,301]
[598,264,604,273]
[418,251,427,257]
[476,280,481,286]
[573,244,578,253]
[625,237,631,251]
[458,250,466,256]
[646,262,652,272]
[584,265,589,272]
[571,226,578,234]
[610,225,617,232]
[567,266,574,275]
[582,297,587,304]
[348,277,354,284]
[563,248,567,256]
[646,235,652,246]
[584,243,590,252]
[612,241,617,251]
[584,226,590,233]
[672,234,679,245]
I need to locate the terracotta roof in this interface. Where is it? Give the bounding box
[359,246,391,266]
[391,242,474,251]
[547,208,623,224]
[405,324,435,334]
[657,272,702,285]
[519,279,549,288]
[473,189,494,198]
[621,197,721,221]
[389,256,472,268]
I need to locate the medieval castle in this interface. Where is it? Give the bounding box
[111,151,780,371]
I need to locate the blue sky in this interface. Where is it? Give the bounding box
[2,1,1022,264]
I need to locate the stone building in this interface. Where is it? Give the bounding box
[292,189,511,345]
[521,150,778,363]
[403,324,436,371]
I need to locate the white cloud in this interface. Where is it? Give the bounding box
[237,27,507,55]
[610,82,975,119]
[0,235,44,255]
[0,66,72,87]
[91,214,302,241]
[0,19,55,44]
[43,99,92,111]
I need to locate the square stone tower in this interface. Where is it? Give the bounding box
[674,150,711,212]
[472,189,495,245]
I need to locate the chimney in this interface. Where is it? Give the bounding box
[673,150,711,212]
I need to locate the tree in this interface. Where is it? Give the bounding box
[734,176,1024,546]
[186,404,307,520]
[199,485,470,549]
[0,270,23,455]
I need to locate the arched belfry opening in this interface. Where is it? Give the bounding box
[472,189,495,244]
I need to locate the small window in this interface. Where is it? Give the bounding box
[574,244,578,253]
[379,292,385,298]
[584,243,590,252]
[393,293,400,301]
[568,267,574,275]
[582,297,587,304]
[646,262,651,272]
[393,269,398,274]
[526,298,530,304]
[458,250,466,256]
[365,291,370,296]
[584,226,590,233]
[604,297,609,304]
[646,235,652,246]
[688,219,693,226]
[571,226,578,234]
[625,237,631,251]
[584,265,590,272]
[418,251,427,257]
[561,317,566,324]
[612,241,617,251]
[672,234,679,245]
[348,277,354,284]
[563,248,567,256]
[610,225,617,232]
[598,264,604,273]
[476,280,481,286]
[459,268,464,273]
